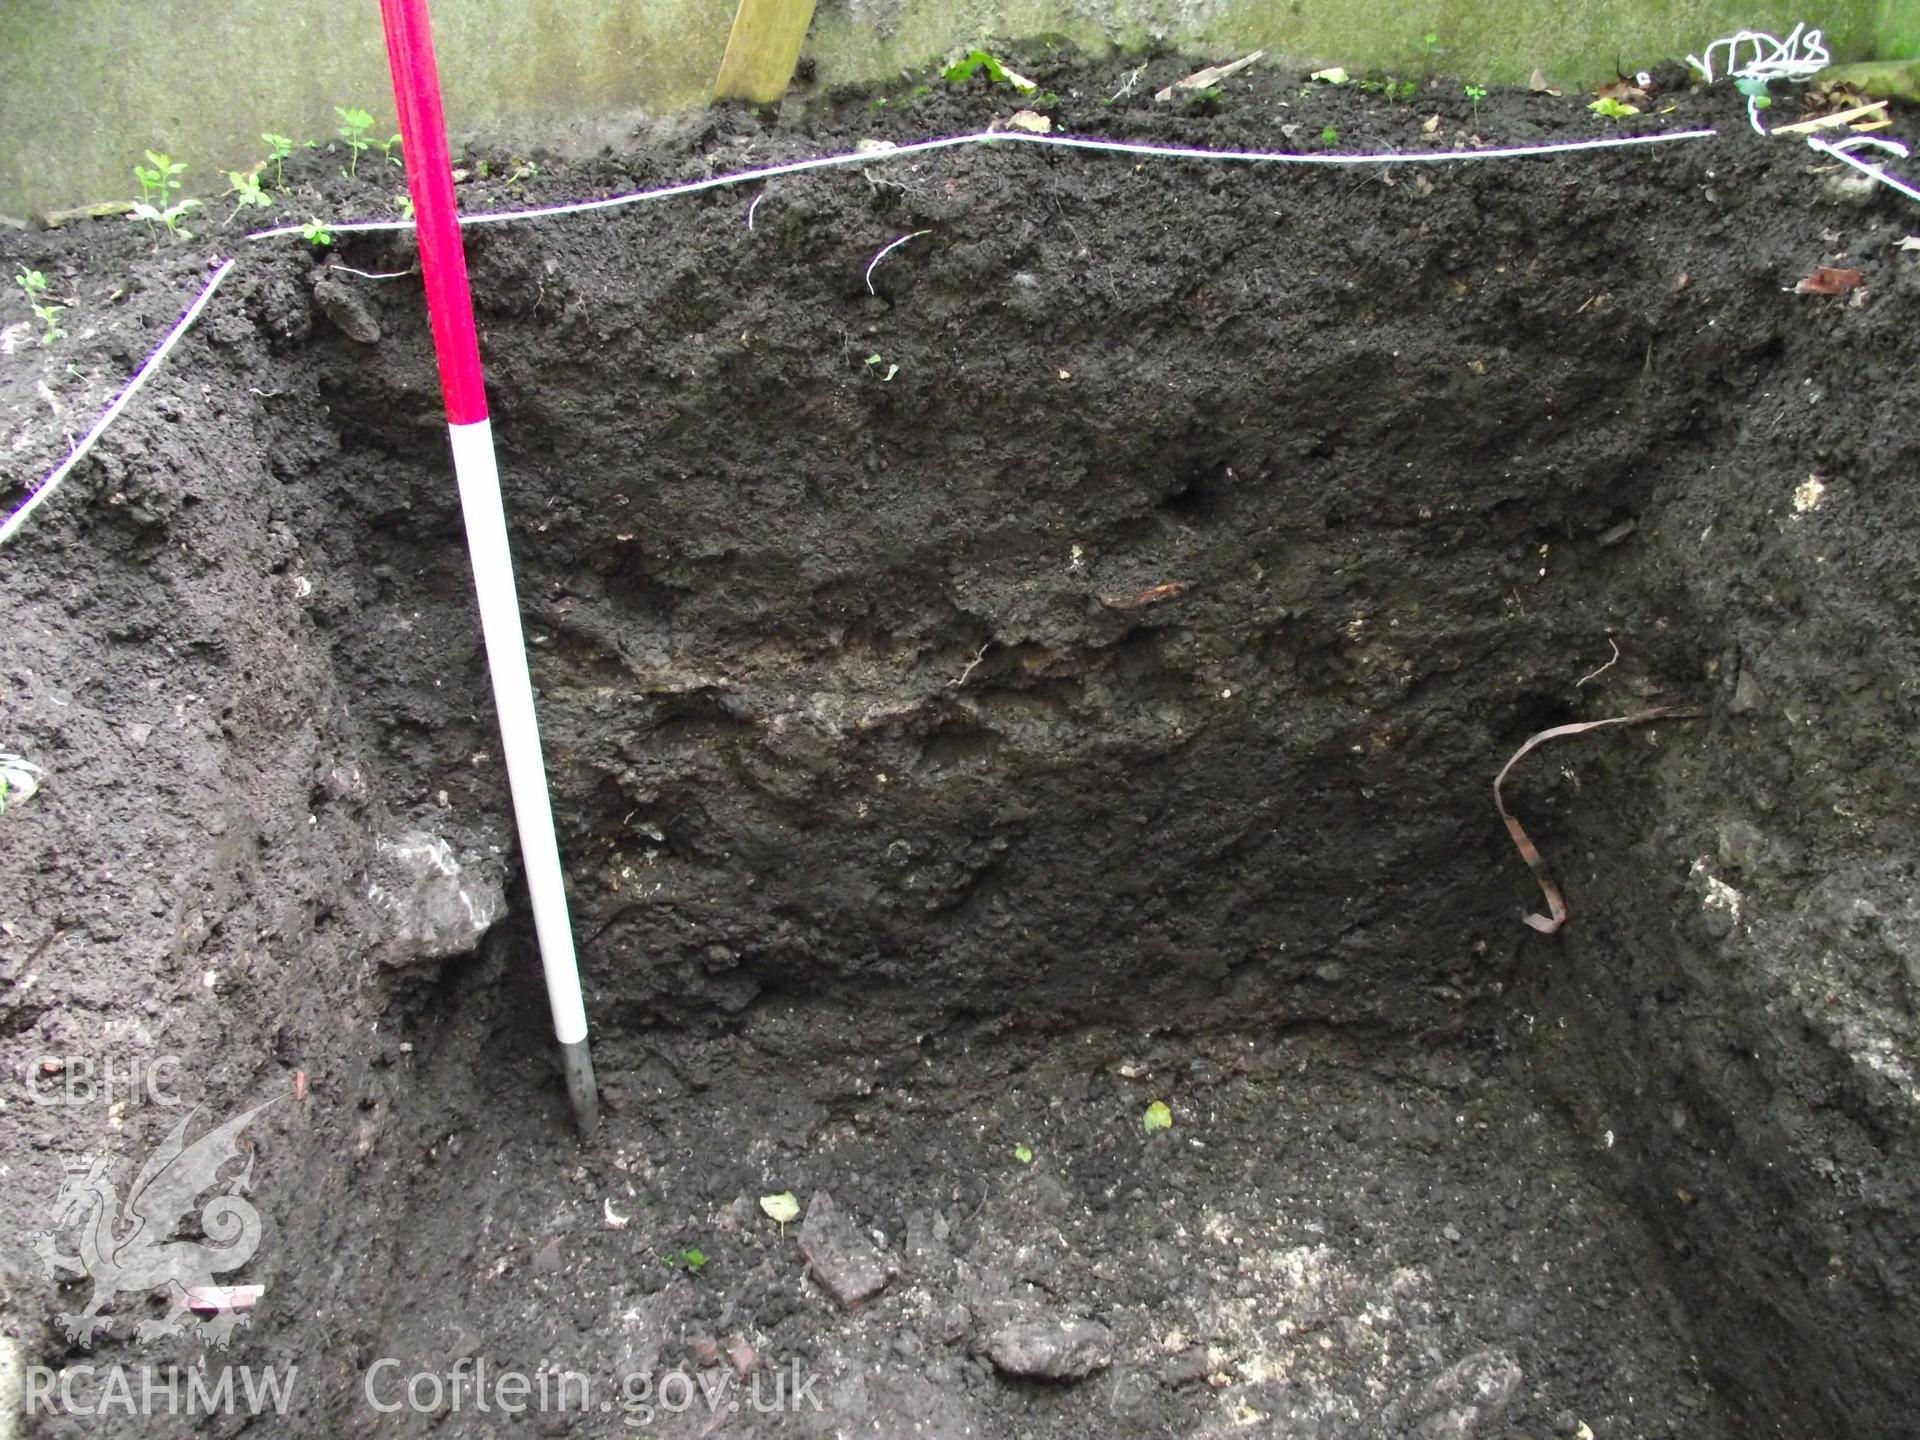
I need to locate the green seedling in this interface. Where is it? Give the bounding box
[131,150,198,240]
[1464,83,1487,120]
[14,268,66,345]
[394,194,415,220]
[1013,1144,1034,1164]
[865,354,899,382]
[225,168,272,223]
[261,132,302,187]
[300,217,335,248]
[661,1247,708,1272]
[133,149,185,208]
[943,48,1037,94]
[1320,124,1341,146]
[131,197,200,243]
[1733,75,1773,112]
[336,106,382,177]
[1143,1100,1173,1133]
[1588,96,1641,120]
[1359,77,1417,102]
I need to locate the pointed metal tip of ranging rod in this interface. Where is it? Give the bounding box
[561,1038,600,1141]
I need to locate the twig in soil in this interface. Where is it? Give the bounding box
[745,192,765,230]
[1108,64,1146,104]
[1,258,236,548]
[865,229,932,294]
[948,643,990,687]
[1494,706,1692,934]
[1575,637,1621,687]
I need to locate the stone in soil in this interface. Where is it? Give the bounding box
[798,1190,890,1308]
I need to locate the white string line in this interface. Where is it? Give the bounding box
[1686,23,1829,85]
[243,126,1719,241]
[1808,134,1920,206]
[865,229,931,293]
[1685,24,1829,136]
[1,259,238,548]
[3,125,1725,546]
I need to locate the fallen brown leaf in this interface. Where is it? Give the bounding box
[1593,77,1648,102]
[1528,67,1563,97]
[1422,113,1442,133]
[1795,265,1865,295]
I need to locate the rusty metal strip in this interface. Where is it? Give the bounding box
[1494,706,1691,934]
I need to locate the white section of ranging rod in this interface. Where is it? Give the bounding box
[445,419,598,1133]
[244,127,1720,240]
[1,260,236,548]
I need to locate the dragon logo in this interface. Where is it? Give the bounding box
[30,1095,282,1348]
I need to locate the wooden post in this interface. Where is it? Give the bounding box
[713,0,818,104]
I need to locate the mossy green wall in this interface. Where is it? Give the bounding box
[0,0,1894,220]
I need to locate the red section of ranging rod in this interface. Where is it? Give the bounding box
[377,0,487,425]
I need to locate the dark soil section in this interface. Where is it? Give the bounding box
[2,50,1917,1440]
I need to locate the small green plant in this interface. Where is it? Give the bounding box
[131,151,199,241]
[865,353,899,382]
[394,194,415,220]
[133,149,185,207]
[1320,124,1341,146]
[943,48,1037,94]
[661,1246,708,1272]
[336,106,396,177]
[1464,83,1487,120]
[1415,30,1442,68]
[1588,95,1641,120]
[1733,75,1772,114]
[300,217,335,248]
[1359,76,1417,102]
[261,132,297,187]
[1143,1100,1173,1133]
[1013,1144,1034,1164]
[225,168,272,223]
[14,268,66,345]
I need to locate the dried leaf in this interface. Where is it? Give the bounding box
[1310,66,1349,84]
[1143,1101,1173,1133]
[1004,109,1052,133]
[1593,77,1648,102]
[1422,113,1442,133]
[1528,67,1562,97]
[760,1192,801,1226]
[1795,266,1864,295]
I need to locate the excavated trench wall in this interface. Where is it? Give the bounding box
[4,89,1918,1439]
[263,127,1919,1433]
